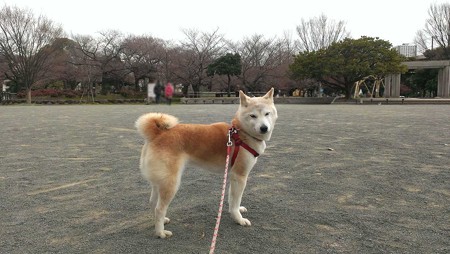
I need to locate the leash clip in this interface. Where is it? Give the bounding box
[227,127,237,147]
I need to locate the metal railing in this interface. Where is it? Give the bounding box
[185,91,266,98]
[0,92,16,102]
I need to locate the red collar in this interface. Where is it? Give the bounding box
[229,127,260,167]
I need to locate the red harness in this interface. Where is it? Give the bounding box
[229,127,260,167]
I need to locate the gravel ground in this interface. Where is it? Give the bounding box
[1,104,449,254]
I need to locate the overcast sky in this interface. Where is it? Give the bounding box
[1,0,448,46]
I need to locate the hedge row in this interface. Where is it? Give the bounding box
[16,89,82,98]
[1,99,146,105]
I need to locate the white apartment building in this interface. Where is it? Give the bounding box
[394,43,417,57]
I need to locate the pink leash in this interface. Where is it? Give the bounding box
[209,129,233,254]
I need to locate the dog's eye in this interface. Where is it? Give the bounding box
[249,114,257,118]
[265,112,270,116]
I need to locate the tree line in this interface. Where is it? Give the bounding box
[1,3,449,103]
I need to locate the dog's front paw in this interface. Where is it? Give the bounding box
[236,217,252,226]
[155,230,173,238]
[230,209,252,226]
[164,217,170,224]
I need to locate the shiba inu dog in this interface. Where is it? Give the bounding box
[135,88,277,238]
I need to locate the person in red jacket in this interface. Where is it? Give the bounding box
[165,82,174,105]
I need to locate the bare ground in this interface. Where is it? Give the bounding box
[1,104,449,253]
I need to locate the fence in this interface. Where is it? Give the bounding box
[185,91,267,98]
[0,92,16,103]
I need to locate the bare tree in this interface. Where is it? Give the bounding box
[295,14,350,52]
[237,34,292,92]
[0,54,7,80]
[0,5,63,103]
[121,35,166,88]
[165,45,195,95]
[70,34,102,101]
[270,33,298,92]
[238,34,271,92]
[72,30,126,97]
[414,30,428,53]
[414,3,450,56]
[173,28,227,95]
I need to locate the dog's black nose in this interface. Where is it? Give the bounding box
[260,125,268,133]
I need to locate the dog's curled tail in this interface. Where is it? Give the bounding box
[135,113,179,140]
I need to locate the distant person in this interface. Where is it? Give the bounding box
[165,82,174,105]
[154,81,163,104]
[147,82,156,104]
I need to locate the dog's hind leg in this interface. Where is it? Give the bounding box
[153,160,183,238]
[149,184,158,211]
[228,171,251,226]
[149,185,170,225]
[154,181,179,238]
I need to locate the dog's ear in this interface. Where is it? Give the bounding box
[263,87,274,101]
[239,90,249,107]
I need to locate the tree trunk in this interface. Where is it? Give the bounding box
[345,87,352,100]
[227,74,231,97]
[26,88,32,104]
[192,84,200,98]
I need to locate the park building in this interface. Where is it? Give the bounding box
[394,43,417,57]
